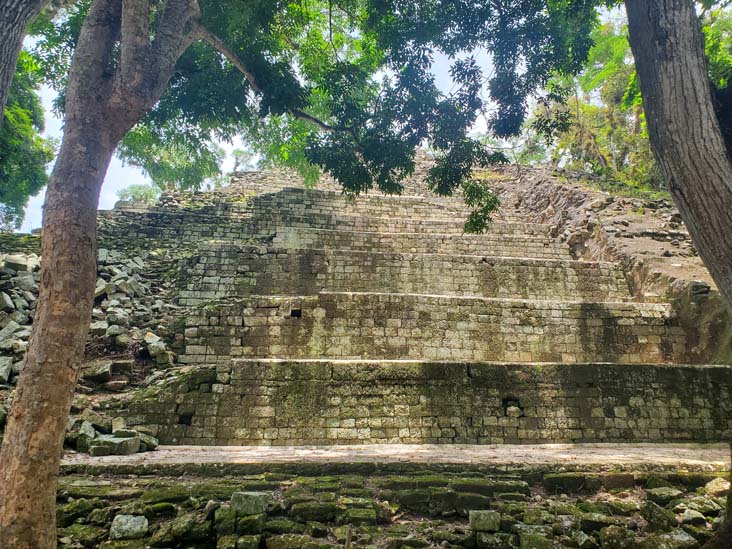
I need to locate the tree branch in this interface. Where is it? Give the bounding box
[194,23,341,133]
[152,0,201,73]
[120,0,151,84]
[66,0,121,109]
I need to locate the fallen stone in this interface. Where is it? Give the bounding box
[680,509,706,526]
[646,487,684,506]
[704,477,730,498]
[4,255,28,271]
[89,320,109,336]
[0,356,12,383]
[81,361,113,383]
[641,501,677,531]
[93,434,140,455]
[0,321,21,343]
[637,529,699,549]
[88,445,111,457]
[599,525,635,549]
[469,510,501,532]
[109,515,148,540]
[57,498,98,527]
[106,324,127,337]
[0,292,14,312]
[672,496,723,516]
[111,417,127,433]
[14,274,36,292]
[230,491,270,516]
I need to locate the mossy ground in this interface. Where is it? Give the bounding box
[55,469,728,548]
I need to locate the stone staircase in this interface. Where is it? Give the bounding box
[99,170,732,448]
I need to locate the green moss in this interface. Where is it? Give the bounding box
[236,513,265,535]
[0,233,40,254]
[264,518,308,534]
[57,498,101,528]
[289,501,337,522]
[141,485,191,504]
[59,523,107,547]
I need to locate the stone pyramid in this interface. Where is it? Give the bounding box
[97,165,732,446]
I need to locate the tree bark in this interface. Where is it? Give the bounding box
[624,1,732,545]
[0,0,204,544]
[0,115,117,549]
[625,0,732,311]
[0,0,48,122]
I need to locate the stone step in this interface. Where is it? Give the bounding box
[271,227,570,259]
[180,293,686,365]
[120,359,732,446]
[235,211,551,236]
[178,246,630,306]
[61,442,732,473]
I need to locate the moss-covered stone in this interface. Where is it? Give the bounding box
[600,525,635,549]
[338,507,377,525]
[543,473,602,494]
[148,502,177,517]
[57,498,101,527]
[236,512,265,535]
[265,534,332,548]
[646,487,684,506]
[59,523,107,547]
[290,501,337,522]
[235,535,262,549]
[577,512,622,532]
[217,535,238,549]
[98,541,145,549]
[477,532,518,548]
[215,506,238,535]
[637,529,699,549]
[265,518,307,534]
[518,532,553,549]
[640,501,677,531]
[140,485,190,504]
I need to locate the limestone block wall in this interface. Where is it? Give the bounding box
[271,227,569,258]
[178,246,630,305]
[99,165,732,446]
[180,293,685,364]
[123,360,732,445]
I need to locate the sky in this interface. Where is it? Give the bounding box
[18,49,488,233]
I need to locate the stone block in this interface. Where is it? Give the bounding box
[109,515,148,540]
[469,510,501,532]
[230,491,270,516]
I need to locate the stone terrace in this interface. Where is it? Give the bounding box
[97,167,732,447]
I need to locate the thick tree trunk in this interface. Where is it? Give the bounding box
[625,0,732,311]
[0,116,116,548]
[0,0,47,121]
[625,1,732,545]
[0,0,202,544]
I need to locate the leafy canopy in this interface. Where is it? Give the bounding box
[0,51,55,230]
[30,0,605,230]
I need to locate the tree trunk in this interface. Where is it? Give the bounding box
[625,0,732,311]
[0,114,116,548]
[0,0,48,121]
[625,1,732,545]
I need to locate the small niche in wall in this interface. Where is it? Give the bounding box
[290,308,302,318]
[178,413,193,425]
[502,397,524,418]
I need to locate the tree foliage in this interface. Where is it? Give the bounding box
[116,183,162,205]
[0,51,54,230]
[27,0,603,231]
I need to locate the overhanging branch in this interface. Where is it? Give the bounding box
[194,23,342,134]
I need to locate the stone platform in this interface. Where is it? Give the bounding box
[62,443,731,475]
